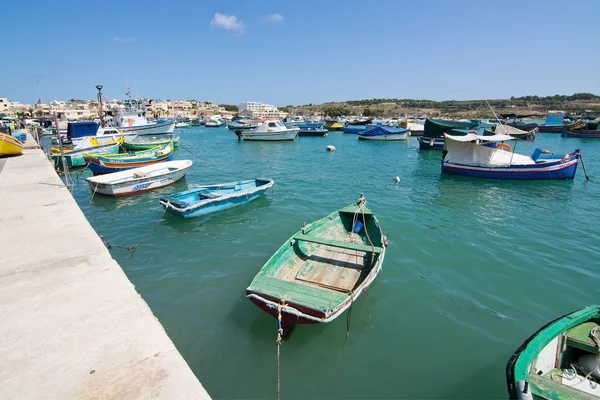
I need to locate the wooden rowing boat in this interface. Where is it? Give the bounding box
[159,178,274,218]
[507,305,600,399]
[246,195,387,333]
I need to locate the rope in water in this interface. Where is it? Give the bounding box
[578,152,590,181]
[276,302,284,400]
[100,207,168,251]
[89,182,99,203]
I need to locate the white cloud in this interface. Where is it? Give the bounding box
[265,13,284,23]
[112,36,136,43]
[211,13,244,33]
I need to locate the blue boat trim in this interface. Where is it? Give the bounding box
[159,178,275,218]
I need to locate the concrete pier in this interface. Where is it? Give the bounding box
[0,137,210,399]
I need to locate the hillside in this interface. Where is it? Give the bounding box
[287,93,600,119]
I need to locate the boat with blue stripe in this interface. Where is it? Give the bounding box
[358,126,409,141]
[441,132,582,180]
[159,178,274,218]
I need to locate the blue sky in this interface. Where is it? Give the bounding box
[3,0,599,106]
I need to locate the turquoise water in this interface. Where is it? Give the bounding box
[64,128,600,399]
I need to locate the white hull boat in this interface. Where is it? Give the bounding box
[86,160,193,196]
[235,120,299,141]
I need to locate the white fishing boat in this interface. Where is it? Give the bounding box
[86,160,193,196]
[99,98,175,137]
[235,120,299,141]
[205,117,226,127]
[175,122,191,128]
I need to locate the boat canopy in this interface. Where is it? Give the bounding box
[359,126,409,136]
[443,133,535,166]
[492,124,529,135]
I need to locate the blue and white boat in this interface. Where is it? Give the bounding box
[358,126,409,141]
[441,132,581,180]
[159,178,275,218]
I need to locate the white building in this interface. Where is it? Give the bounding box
[0,98,9,115]
[238,101,287,119]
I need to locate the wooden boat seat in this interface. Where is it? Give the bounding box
[565,321,600,354]
[250,275,347,312]
[293,233,381,254]
[530,370,599,400]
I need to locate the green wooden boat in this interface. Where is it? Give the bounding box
[51,137,122,168]
[507,305,600,399]
[246,195,388,333]
[123,135,179,151]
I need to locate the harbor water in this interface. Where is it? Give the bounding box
[63,128,599,398]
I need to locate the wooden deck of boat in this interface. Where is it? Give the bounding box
[277,230,369,293]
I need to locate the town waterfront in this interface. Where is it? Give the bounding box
[63,128,599,398]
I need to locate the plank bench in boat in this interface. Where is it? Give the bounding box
[565,321,600,354]
[293,233,381,254]
[250,274,347,313]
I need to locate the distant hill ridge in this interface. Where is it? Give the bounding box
[288,93,600,118]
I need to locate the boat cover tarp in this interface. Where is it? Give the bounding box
[492,124,529,135]
[424,119,478,138]
[67,121,99,139]
[443,133,535,166]
[359,126,409,136]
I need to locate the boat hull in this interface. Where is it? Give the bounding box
[419,137,445,149]
[298,129,328,137]
[237,130,298,141]
[86,161,192,196]
[159,178,274,218]
[87,154,174,175]
[506,305,600,400]
[561,130,600,138]
[123,137,179,151]
[0,133,24,157]
[358,133,408,141]
[441,157,579,180]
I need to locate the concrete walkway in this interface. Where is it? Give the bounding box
[0,136,210,399]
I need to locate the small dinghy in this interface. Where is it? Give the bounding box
[507,305,600,400]
[85,142,174,175]
[246,195,387,333]
[86,160,193,196]
[159,178,274,218]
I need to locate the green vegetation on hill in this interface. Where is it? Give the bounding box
[289,93,600,118]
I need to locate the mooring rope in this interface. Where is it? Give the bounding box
[276,302,284,400]
[89,182,99,203]
[100,207,168,251]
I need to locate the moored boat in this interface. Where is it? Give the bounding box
[358,126,409,141]
[298,127,329,137]
[123,135,179,151]
[441,132,581,180]
[245,195,387,333]
[507,305,600,400]
[85,142,174,175]
[235,120,299,141]
[51,135,123,167]
[420,118,479,150]
[86,160,193,196]
[0,133,24,157]
[159,178,274,218]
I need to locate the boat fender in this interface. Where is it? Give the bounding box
[429,139,434,146]
[578,354,600,379]
[516,380,533,400]
[326,145,336,151]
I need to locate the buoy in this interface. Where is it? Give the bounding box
[326,145,336,152]
[393,176,400,183]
